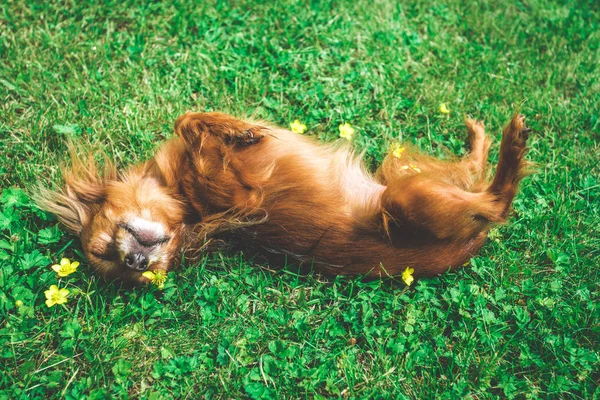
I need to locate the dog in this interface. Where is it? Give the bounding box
[37,112,530,283]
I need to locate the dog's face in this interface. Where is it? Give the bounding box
[80,177,185,283]
[37,144,186,284]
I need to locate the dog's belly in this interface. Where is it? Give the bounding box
[335,159,385,217]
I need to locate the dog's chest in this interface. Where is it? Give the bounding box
[332,155,385,217]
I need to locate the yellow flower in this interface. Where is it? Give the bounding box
[142,270,168,289]
[339,123,355,140]
[462,259,471,267]
[15,300,23,308]
[439,103,450,114]
[402,267,415,286]
[290,119,307,134]
[51,258,79,277]
[399,164,421,173]
[44,285,69,307]
[392,145,405,159]
[409,164,421,173]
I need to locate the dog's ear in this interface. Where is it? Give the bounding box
[146,139,186,187]
[35,186,94,235]
[174,112,264,150]
[35,145,113,234]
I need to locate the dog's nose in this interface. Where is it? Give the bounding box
[124,253,149,271]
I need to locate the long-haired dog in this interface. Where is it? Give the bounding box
[37,113,530,283]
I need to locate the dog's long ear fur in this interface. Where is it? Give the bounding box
[34,143,115,234]
[146,138,187,188]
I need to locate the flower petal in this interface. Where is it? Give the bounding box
[290,120,307,134]
[142,271,156,280]
[45,285,59,297]
[392,146,405,158]
[401,267,415,286]
[338,123,355,140]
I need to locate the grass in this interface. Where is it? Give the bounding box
[1,0,599,398]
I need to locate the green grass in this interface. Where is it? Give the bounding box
[1,0,599,398]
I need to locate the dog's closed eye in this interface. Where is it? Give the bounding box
[118,222,171,247]
[90,250,116,261]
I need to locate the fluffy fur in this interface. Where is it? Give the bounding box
[37,113,530,282]
[175,112,531,278]
[35,141,189,283]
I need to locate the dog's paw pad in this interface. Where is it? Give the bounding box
[519,126,532,141]
[507,114,530,149]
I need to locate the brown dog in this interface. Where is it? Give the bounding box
[37,113,530,282]
[175,112,530,278]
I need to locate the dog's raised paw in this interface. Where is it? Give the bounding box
[515,117,531,147]
[224,127,265,146]
[508,114,530,149]
[519,126,532,141]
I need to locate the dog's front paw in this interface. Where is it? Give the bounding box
[176,112,266,149]
[224,127,264,146]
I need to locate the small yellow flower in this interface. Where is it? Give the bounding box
[290,119,307,134]
[462,259,471,267]
[15,300,23,308]
[339,123,355,141]
[44,285,69,307]
[399,164,421,173]
[392,145,405,159]
[51,258,79,277]
[409,164,421,173]
[439,103,450,114]
[402,267,415,286]
[142,270,168,289]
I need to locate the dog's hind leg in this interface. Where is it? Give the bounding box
[486,114,531,218]
[377,118,492,191]
[460,118,492,188]
[380,176,504,241]
[380,114,530,241]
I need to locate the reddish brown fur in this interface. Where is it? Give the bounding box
[38,113,530,282]
[36,141,189,283]
[175,112,531,278]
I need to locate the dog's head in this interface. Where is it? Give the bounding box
[36,141,187,284]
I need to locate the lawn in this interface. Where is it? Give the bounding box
[1,0,599,398]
